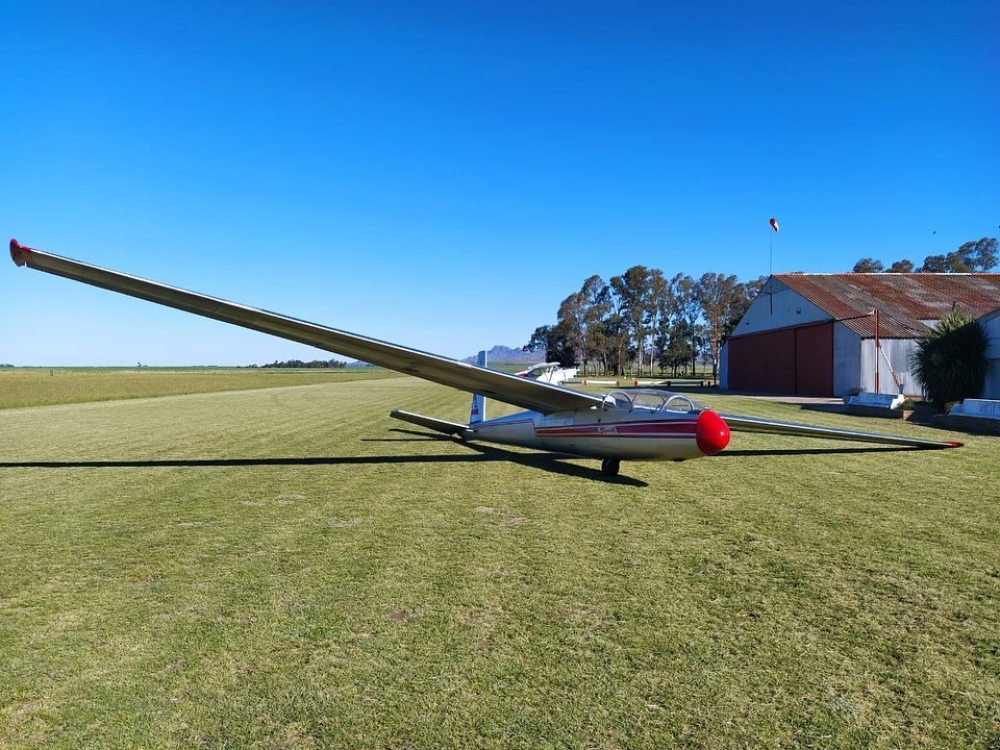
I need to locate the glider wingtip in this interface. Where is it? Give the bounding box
[9,238,30,267]
[925,440,964,449]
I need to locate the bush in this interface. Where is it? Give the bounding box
[911,312,989,410]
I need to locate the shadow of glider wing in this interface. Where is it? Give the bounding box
[9,240,603,415]
[722,413,963,449]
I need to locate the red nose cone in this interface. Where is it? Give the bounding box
[696,410,730,455]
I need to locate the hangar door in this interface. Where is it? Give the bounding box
[727,322,833,396]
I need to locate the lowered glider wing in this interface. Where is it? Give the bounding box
[9,240,603,415]
[723,413,963,449]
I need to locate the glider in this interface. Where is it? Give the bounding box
[515,361,578,385]
[9,239,961,477]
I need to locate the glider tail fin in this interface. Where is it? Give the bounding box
[469,350,487,425]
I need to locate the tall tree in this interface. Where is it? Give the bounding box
[887,259,914,273]
[853,258,884,273]
[917,237,998,273]
[697,272,743,379]
[526,267,765,379]
[851,238,999,274]
[603,305,631,376]
[660,318,695,377]
[645,270,669,373]
[952,237,998,271]
[555,291,587,367]
[523,324,575,367]
[669,274,702,376]
[917,254,949,273]
[610,266,657,376]
[579,275,611,375]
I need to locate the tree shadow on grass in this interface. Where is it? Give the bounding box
[0,430,648,486]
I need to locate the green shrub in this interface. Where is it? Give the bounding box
[911,312,989,410]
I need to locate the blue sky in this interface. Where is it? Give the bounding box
[3,0,998,365]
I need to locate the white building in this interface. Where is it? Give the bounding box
[721,273,1000,398]
[981,308,1000,398]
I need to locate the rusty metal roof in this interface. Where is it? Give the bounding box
[774,273,1000,338]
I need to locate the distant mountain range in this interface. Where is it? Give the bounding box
[461,345,540,365]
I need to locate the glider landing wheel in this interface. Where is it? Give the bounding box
[601,458,621,477]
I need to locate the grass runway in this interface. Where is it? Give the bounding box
[1,372,998,748]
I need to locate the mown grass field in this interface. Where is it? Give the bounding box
[1,372,997,748]
[0,367,400,410]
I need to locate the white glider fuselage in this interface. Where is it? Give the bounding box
[469,405,726,462]
[392,388,732,467]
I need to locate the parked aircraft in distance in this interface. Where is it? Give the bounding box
[9,239,962,478]
[515,361,577,385]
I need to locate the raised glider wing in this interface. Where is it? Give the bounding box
[9,239,962,477]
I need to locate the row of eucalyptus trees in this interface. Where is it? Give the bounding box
[525,267,765,378]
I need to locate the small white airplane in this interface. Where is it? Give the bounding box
[9,239,962,478]
[515,361,577,385]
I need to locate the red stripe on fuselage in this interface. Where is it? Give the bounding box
[535,419,699,439]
